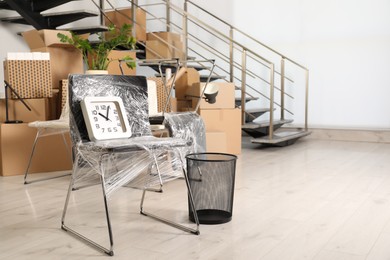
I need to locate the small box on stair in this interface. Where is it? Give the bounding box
[146,32,185,60]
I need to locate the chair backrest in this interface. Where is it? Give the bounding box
[68,74,152,143]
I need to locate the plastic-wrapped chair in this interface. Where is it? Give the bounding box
[61,74,202,256]
[24,89,72,184]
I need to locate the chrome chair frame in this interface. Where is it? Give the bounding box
[61,75,200,256]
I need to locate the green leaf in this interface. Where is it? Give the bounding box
[57,23,137,71]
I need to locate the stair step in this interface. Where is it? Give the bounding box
[42,10,98,28]
[60,25,108,34]
[0,0,79,12]
[0,16,28,24]
[235,96,258,106]
[200,74,226,82]
[241,119,293,138]
[0,10,98,27]
[245,107,272,122]
[31,0,80,12]
[243,119,293,129]
[251,129,311,147]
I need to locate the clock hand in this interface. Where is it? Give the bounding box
[106,105,110,118]
[98,112,111,121]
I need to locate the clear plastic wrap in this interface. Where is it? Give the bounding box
[164,112,206,154]
[27,86,70,137]
[68,74,199,197]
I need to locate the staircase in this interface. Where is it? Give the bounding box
[0,0,311,147]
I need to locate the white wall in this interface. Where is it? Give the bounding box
[229,0,390,130]
[0,23,31,97]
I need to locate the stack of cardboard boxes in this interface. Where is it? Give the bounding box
[0,29,82,176]
[173,69,242,155]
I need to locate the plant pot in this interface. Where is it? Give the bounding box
[85,70,109,75]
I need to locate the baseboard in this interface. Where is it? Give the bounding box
[242,127,390,143]
[306,128,390,143]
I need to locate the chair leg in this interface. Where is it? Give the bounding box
[24,130,71,185]
[139,152,200,235]
[61,155,115,256]
[24,132,40,184]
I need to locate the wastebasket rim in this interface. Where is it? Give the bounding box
[186,152,237,162]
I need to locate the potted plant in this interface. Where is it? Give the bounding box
[57,23,137,74]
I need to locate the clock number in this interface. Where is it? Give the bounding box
[117,122,121,127]
[113,109,118,115]
[100,105,106,110]
[95,105,99,111]
[93,117,98,122]
[92,110,97,115]
[113,127,118,132]
[101,128,105,133]
[95,124,100,129]
[108,127,112,133]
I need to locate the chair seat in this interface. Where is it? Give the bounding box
[28,119,69,129]
[79,135,190,152]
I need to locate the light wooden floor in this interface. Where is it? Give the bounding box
[2,137,390,259]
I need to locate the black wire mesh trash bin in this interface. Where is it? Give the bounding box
[186,153,238,224]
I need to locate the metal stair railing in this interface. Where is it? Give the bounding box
[91,0,309,140]
[145,0,308,137]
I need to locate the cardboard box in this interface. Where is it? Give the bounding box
[4,60,52,99]
[48,89,60,119]
[60,79,68,115]
[22,30,84,89]
[106,50,136,75]
[175,68,200,100]
[205,131,227,153]
[22,29,74,49]
[147,77,179,113]
[105,7,147,42]
[147,32,181,42]
[146,32,184,60]
[170,98,192,112]
[0,123,72,176]
[199,108,242,155]
[146,40,184,60]
[0,98,51,123]
[190,82,235,110]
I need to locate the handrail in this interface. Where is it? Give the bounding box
[163,0,274,68]
[186,0,308,71]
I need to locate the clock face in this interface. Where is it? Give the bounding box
[81,96,132,141]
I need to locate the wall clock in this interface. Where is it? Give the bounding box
[80,96,132,141]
